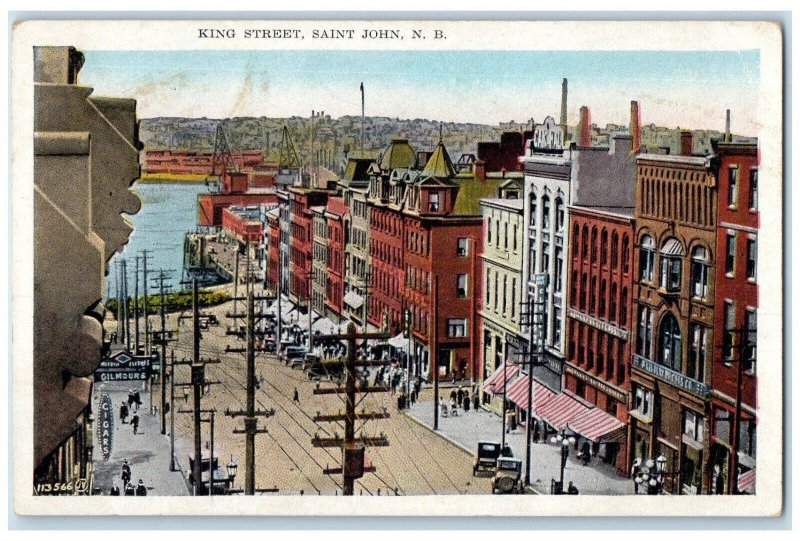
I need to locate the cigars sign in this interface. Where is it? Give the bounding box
[97,393,114,460]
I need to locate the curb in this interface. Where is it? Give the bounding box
[400,410,477,458]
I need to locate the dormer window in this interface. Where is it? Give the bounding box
[429,192,440,212]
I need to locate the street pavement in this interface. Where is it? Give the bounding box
[92,381,191,496]
[406,396,635,495]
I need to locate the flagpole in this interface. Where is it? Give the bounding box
[360,82,365,152]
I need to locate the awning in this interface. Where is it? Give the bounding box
[312,317,339,334]
[388,332,409,349]
[506,375,556,414]
[737,468,756,494]
[538,392,590,430]
[661,238,685,256]
[566,407,626,442]
[482,362,520,394]
[343,291,364,309]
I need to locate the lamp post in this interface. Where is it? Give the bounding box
[634,455,667,495]
[550,432,575,494]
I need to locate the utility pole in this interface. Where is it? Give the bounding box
[152,269,176,435]
[170,350,176,471]
[277,250,284,357]
[122,259,130,352]
[191,278,202,496]
[312,323,391,495]
[115,261,122,343]
[142,250,151,355]
[134,256,140,354]
[225,290,276,495]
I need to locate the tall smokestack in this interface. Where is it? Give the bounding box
[680,130,693,156]
[579,106,592,147]
[725,109,731,142]
[560,78,568,139]
[630,100,641,154]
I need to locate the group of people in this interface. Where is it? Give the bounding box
[110,459,148,496]
[119,390,142,434]
[439,385,479,418]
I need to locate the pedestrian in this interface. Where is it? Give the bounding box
[131,414,140,435]
[121,459,131,487]
[567,481,579,495]
[133,390,142,412]
[631,458,642,494]
[463,393,470,412]
[533,420,541,443]
[124,482,135,496]
[580,441,591,465]
[450,397,458,415]
[440,398,448,418]
[110,484,120,496]
[473,393,480,411]
[127,390,135,410]
[293,387,300,403]
[452,372,457,385]
[120,402,129,424]
[457,387,464,405]
[410,389,416,406]
[136,479,147,496]
[509,411,517,432]
[449,389,457,406]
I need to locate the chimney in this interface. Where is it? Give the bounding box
[475,159,486,181]
[560,78,568,133]
[579,106,592,147]
[725,109,731,142]
[680,130,693,156]
[630,100,641,154]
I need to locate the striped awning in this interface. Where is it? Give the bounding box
[506,375,556,414]
[482,362,520,394]
[566,407,626,442]
[343,290,364,309]
[737,468,756,494]
[661,238,685,256]
[538,392,590,430]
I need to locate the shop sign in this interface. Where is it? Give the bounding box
[567,308,628,340]
[632,354,710,397]
[94,351,157,382]
[564,364,626,402]
[97,393,113,460]
[532,117,564,150]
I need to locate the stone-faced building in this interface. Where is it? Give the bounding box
[311,205,329,317]
[33,46,142,484]
[630,133,717,495]
[521,108,641,393]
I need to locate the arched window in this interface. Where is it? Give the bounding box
[660,238,684,292]
[529,194,538,231]
[572,223,580,256]
[601,230,609,266]
[555,198,565,232]
[611,232,619,269]
[581,225,589,259]
[590,227,598,264]
[659,313,682,370]
[691,246,709,299]
[542,195,551,230]
[639,235,656,282]
[622,234,631,274]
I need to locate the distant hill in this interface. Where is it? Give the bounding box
[139,116,756,171]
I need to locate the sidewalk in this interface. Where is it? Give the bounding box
[92,382,191,496]
[406,399,635,495]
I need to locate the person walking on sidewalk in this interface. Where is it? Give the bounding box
[131,414,140,435]
[121,459,131,487]
[120,402,129,424]
[133,390,142,412]
[456,387,464,406]
[136,479,148,496]
[293,387,300,403]
[127,390,135,411]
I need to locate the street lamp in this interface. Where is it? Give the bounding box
[550,432,576,493]
[226,455,238,493]
[634,455,665,495]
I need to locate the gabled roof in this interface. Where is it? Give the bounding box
[421,139,456,179]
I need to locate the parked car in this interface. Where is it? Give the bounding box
[284,346,308,368]
[492,457,524,494]
[473,441,503,475]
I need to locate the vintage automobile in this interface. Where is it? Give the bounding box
[492,457,524,494]
[473,441,503,475]
[282,345,307,366]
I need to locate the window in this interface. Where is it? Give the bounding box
[552,305,562,345]
[485,273,491,304]
[589,277,597,314]
[502,275,507,314]
[429,192,440,212]
[590,228,598,264]
[747,237,757,280]
[494,272,499,311]
[581,226,589,258]
[611,232,619,269]
[691,246,709,299]
[599,280,607,318]
[542,240,550,274]
[554,247,563,292]
[723,301,736,362]
[683,410,704,443]
[496,220,501,248]
[739,419,757,459]
[504,222,509,251]
[542,196,551,230]
[725,231,736,276]
[457,238,468,257]
[659,313,682,370]
[447,318,467,337]
[601,230,609,266]
[634,386,653,419]
[579,274,587,311]
[688,324,707,382]
[744,308,757,373]
[513,224,518,252]
[728,166,739,207]
[457,274,468,298]
[487,219,492,243]
[749,168,758,210]
[713,408,731,445]
[555,198,565,231]
[609,283,618,320]
[572,224,579,254]
[660,238,684,292]
[621,235,630,275]
[620,288,628,328]
[511,278,517,320]
[639,235,656,282]
[529,195,538,231]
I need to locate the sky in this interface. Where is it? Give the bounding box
[80,49,761,135]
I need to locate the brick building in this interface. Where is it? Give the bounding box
[630,133,717,495]
[564,205,634,472]
[288,186,334,305]
[708,139,759,495]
